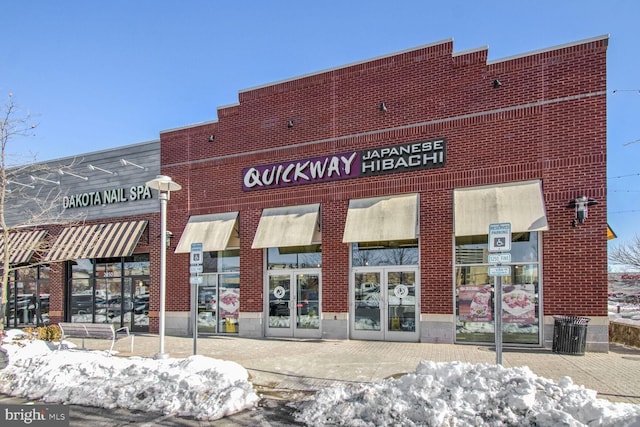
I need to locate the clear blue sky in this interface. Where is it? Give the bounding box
[2,1,639,246]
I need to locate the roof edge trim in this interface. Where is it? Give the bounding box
[160,119,219,135]
[487,34,609,65]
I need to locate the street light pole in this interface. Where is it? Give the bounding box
[145,175,181,360]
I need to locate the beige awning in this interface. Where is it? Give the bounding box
[252,203,320,249]
[342,193,419,243]
[453,180,548,236]
[175,212,239,253]
[0,230,47,264]
[46,220,148,261]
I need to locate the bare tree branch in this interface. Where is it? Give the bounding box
[0,93,86,332]
[609,235,640,270]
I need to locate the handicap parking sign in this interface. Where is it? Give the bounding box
[488,223,511,252]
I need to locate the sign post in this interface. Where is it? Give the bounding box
[488,222,511,365]
[190,242,203,355]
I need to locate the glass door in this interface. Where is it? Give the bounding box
[266,270,321,338]
[351,267,419,341]
[353,271,382,337]
[131,277,149,332]
[267,273,292,335]
[294,273,320,336]
[385,270,418,341]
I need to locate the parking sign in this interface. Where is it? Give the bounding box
[488,223,511,252]
[190,242,203,265]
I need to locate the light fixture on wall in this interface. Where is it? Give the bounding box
[493,79,502,89]
[30,175,60,185]
[7,180,35,189]
[567,196,598,227]
[120,159,147,170]
[287,120,294,128]
[88,164,116,175]
[379,102,388,112]
[165,230,174,248]
[208,135,215,142]
[58,169,88,181]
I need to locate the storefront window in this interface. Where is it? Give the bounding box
[455,232,541,345]
[352,240,418,267]
[66,255,150,331]
[6,265,49,327]
[267,246,321,270]
[124,254,150,276]
[203,250,240,273]
[72,259,94,279]
[195,251,240,334]
[198,272,240,334]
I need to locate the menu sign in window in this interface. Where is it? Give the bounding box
[458,285,492,322]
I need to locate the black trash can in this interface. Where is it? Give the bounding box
[552,316,590,355]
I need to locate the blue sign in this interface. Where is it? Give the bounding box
[190,242,203,265]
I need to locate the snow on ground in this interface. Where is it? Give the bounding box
[0,329,259,421]
[294,361,640,426]
[1,328,640,426]
[609,301,640,325]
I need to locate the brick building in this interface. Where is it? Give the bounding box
[4,35,609,351]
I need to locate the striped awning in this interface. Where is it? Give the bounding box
[46,220,148,261]
[0,230,47,264]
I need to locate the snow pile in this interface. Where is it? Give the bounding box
[0,330,259,421]
[295,360,640,427]
[2,329,640,426]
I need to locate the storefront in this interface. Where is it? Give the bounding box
[3,141,161,333]
[174,213,241,334]
[160,35,609,350]
[4,35,609,351]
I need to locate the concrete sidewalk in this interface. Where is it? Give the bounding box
[3,334,640,426]
[104,334,640,405]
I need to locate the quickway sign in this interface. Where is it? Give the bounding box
[488,223,512,252]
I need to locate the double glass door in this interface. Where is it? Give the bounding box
[351,267,419,341]
[266,270,321,338]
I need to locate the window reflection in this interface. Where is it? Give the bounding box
[203,250,240,273]
[67,256,150,331]
[267,246,321,269]
[352,240,418,267]
[6,266,49,327]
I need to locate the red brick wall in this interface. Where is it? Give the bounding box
[160,37,608,319]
